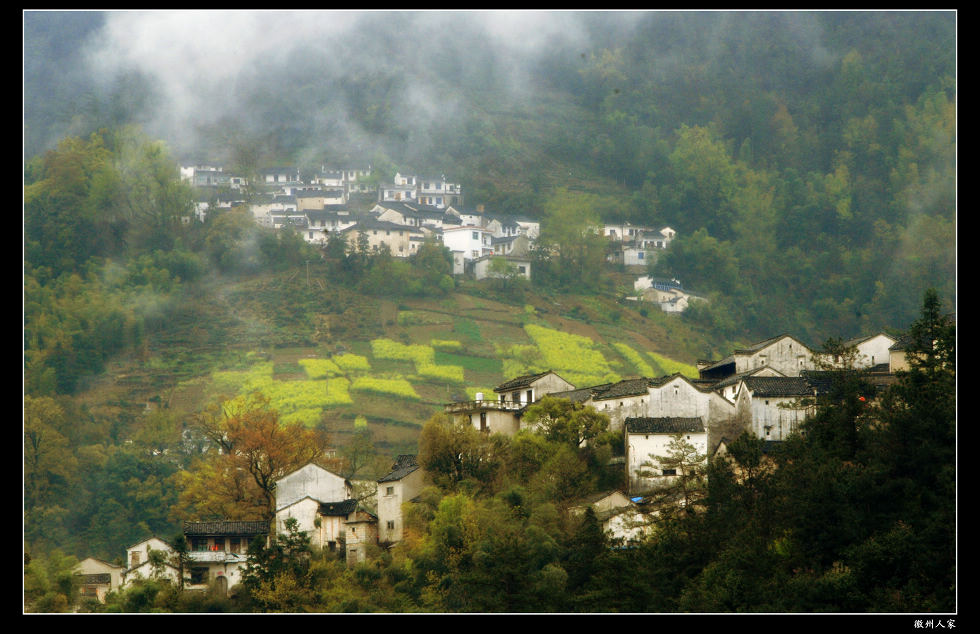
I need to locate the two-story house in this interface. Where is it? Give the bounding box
[183,521,270,594]
[376,455,424,545]
[697,334,816,383]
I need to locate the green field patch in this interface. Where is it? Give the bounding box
[371,338,436,366]
[645,351,698,378]
[430,339,462,352]
[209,362,352,426]
[452,317,482,342]
[332,353,371,372]
[397,310,453,326]
[351,376,421,400]
[612,342,657,377]
[416,363,465,384]
[434,350,503,374]
[298,358,342,379]
[523,324,618,383]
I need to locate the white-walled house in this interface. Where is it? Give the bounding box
[272,463,377,564]
[74,557,125,603]
[183,521,269,594]
[471,254,532,281]
[444,370,576,436]
[377,455,425,545]
[711,366,787,404]
[441,225,495,263]
[276,463,352,512]
[625,417,708,495]
[417,175,462,209]
[496,370,576,407]
[121,537,182,588]
[838,332,897,369]
[698,334,816,382]
[340,218,425,257]
[569,490,653,544]
[734,376,816,442]
[259,166,302,186]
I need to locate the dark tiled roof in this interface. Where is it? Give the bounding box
[699,355,736,374]
[494,371,556,392]
[341,218,424,233]
[734,334,812,355]
[548,385,610,403]
[183,521,269,536]
[712,366,786,390]
[842,332,894,348]
[592,378,653,401]
[318,499,359,516]
[741,376,814,398]
[378,454,420,483]
[625,417,704,434]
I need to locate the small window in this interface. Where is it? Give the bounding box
[191,567,208,585]
[386,486,394,496]
[387,520,395,530]
[662,469,677,476]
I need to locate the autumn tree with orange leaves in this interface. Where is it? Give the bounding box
[173,394,338,523]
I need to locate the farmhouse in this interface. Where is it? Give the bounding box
[183,521,269,594]
[377,455,425,545]
[697,334,816,382]
[340,218,425,256]
[74,557,125,603]
[625,417,708,495]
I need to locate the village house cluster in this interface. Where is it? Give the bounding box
[179,163,679,290]
[75,329,913,602]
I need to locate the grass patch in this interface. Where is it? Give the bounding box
[645,351,698,378]
[333,353,371,372]
[612,343,657,377]
[453,317,481,342]
[523,324,619,385]
[434,350,503,374]
[351,376,421,400]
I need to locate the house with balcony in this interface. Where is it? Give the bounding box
[417,175,462,209]
[183,521,269,595]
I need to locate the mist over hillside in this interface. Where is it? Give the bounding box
[24,9,956,345]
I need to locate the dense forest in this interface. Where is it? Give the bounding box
[24,11,955,613]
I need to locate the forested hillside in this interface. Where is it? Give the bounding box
[25,11,955,346]
[24,11,955,613]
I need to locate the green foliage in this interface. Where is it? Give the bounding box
[612,342,656,377]
[350,376,420,401]
[523,324,619,386]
